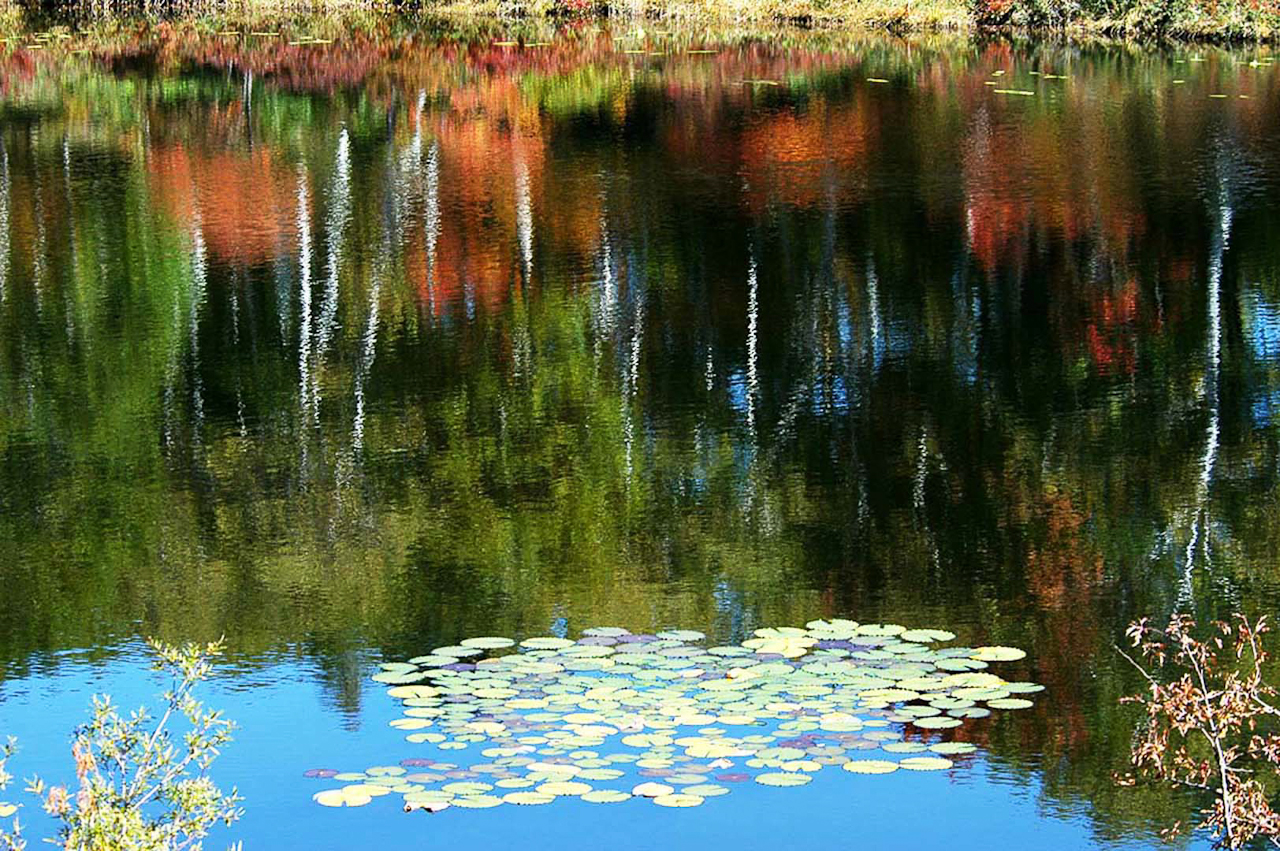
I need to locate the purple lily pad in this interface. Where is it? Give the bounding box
[615,633,657,644]
[716,773,752,782]
[303,769,338,779]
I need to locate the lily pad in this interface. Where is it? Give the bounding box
[913,716,963,729]
[442,782,492,794]
[970,646,1027,662]
[583,627,632,638]
[657,630,706,642]
[855,624,906,637]
[900,756,954,771]
[632,782,675,797]
[843,760,899,774]
[582,789,632,803]
[451,795,504,809]
[682,784,730,796]
[755,773,811,787]
[653,793,704,807]
[314,788,373,808]
[520,637,576,650]
[987,698,1035,710]
[537,781,593,796]
[900,629,957,643]
[503,792,555,805]
[461,637,516,649]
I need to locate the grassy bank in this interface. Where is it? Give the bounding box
[0,0,1276,44]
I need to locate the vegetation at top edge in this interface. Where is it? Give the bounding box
[0,0,1276,41]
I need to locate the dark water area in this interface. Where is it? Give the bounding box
[1,22,1279,848]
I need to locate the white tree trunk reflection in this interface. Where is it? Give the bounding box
[1179,178,1233,601]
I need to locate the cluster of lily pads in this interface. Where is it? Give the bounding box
[308,620,1041,813]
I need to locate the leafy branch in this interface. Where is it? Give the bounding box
[0,639,243,851]
[1117,613,1280,849]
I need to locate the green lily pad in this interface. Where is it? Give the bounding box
[657,630,705,642]
[900,629,957,643]
[537,781,593,796]
[913,716,963,729]
[442,782,492,794]
[987,698,1035,710]
[855,624,906,637]
[461,637,516,649]
[451,795,504,809]
[581,789,632,803]
[503,792,555,805]
[900,756,954,771]
[755,773,811,787]
[970,646,1027,662]
[682,784,730,797]
[1003,682,1045,694]
[843,760,899,774]
[520,637,576,650]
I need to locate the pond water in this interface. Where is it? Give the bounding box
[1,21,1279,849]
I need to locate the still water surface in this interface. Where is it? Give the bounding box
[1,22,1279,848]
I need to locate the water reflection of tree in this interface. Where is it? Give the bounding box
[0,32,1279,843]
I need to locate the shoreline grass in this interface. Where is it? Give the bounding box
[0,0,1275,42]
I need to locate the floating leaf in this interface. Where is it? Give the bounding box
[913,716,963,729]
[653,793,704,807]
[442,782,491,794]
[1003,682,1045,694]
[503,792,555,805]
[900,629,956,643]
[632,782,675,797]
[314,788,372,808]
[987,698,1034,710]
[682,784,729,797]
[537,781,592,796]
[582,789,632,803]
[583,627,632,637]
[657,630,705,642]
[451,795,504,809]
[404,800,450,813]
[970,646,1026,662]
[520,637,575,650]
[0,804,16,818]
[855,624,906,637]
[843,760,899,774]
[433,646,486,658]
[900,757,954,771]
[461,637,515,649]
[755,773,811,787]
